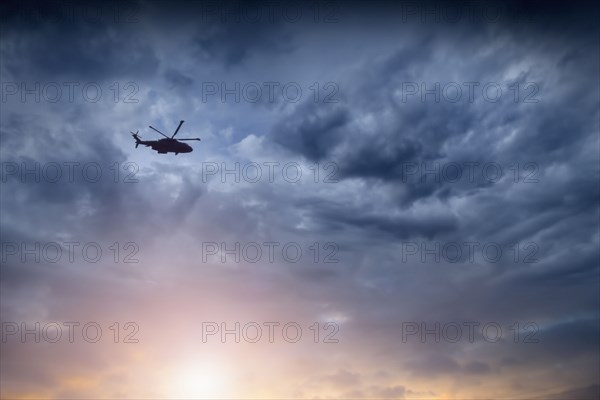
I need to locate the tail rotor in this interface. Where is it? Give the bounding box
[131,130,141,148]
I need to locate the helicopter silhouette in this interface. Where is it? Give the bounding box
[131,120,200,154]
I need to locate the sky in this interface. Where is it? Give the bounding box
[0,0,599,398]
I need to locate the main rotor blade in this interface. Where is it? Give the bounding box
[149,125,169,138]
[177,138,201,141]
[171,120,185,138]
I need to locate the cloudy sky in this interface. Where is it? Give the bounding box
[1,0,599,398]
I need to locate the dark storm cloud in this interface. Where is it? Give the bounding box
[306,200,458,240]
[1,1,159,81]
[269,30,598,205]
[164,68,194,89]
[266,3,599,220]
[191,14,295,68]
[271,102,350,161]
[260,9,599,348]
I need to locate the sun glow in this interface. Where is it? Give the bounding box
[170,361,231,399]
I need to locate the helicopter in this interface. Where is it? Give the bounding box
[131,120,200,154]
